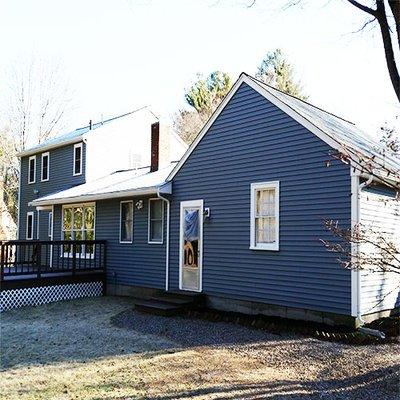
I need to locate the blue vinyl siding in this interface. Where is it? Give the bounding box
[18,142,86,240]
[169,83,352,315]
[53,197,167,289]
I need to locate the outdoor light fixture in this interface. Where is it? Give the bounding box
[135,200,143,210]
[203,207,211,219]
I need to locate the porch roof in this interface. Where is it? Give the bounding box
[30,164,174,207]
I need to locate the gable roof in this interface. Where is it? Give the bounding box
[30,164,175,206]
[17,106,152,157]
[167,73,399,181]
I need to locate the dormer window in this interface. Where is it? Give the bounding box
[73,143,83,176]
[28,156,36,184]
[41,152,49,181]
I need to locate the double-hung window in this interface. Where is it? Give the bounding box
[41,152,49,181]
[120,201,133,243]
[48,212,53,239]
[28,156,36,184]
[148,199,163,244]
[250,181,280,251]
[26,212,34,240]
[73,143,83,176]
[62,203,95,256]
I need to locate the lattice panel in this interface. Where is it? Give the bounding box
[0,282,103,312]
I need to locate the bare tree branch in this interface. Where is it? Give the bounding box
[346,0,377,17]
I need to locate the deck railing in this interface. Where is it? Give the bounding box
[0,240,107,280]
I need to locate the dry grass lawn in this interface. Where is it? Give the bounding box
[0,296,399,400]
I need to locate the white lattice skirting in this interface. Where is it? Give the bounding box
[0,281,103,312]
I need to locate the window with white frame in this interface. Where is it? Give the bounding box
[48,212,53,238]
[41,152,49,181]
[26,212,34,240]
[120,201,133,243]
[148,199,163,243]
[73,143,83,176]
[62,204,95,255]
[28,156,36,184]
[250,181,280,251]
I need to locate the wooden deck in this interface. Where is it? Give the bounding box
[1,240,107,291]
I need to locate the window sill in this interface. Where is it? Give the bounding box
[249,245,279,251]
[119,240,133,244]
[148,241,163,245]
[41,178,49,182]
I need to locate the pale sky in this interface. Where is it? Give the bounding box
[1,0,399,137]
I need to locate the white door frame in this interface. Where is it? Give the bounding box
[179,199,203,292]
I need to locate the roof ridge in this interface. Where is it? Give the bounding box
[244,73,355,126]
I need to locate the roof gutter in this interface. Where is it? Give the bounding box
[29,184,172,207]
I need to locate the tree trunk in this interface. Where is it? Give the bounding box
[388,0,400,50]
[376,1,400,102]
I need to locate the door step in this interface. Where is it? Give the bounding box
[134,292,205,316]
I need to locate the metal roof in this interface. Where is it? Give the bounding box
[246,75,400,173]
[30,164,175,206]
[17,106,150,157]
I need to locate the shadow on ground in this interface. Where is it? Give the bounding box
[0,296,278,370]
[89,365,399,400]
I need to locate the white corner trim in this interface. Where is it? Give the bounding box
[26,211,34,240]
[41,152,50,182]
[73,143,83,176]
[147,198,164,244]
[28,155,36,184]
[350,166,360,317]
[179,199,204,292]
[167,74,345,182]
[119,200,133,244]
[250,181,280,251]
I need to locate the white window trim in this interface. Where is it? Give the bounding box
[250,181,280,251]
[48,211,53,238]
[28,155,36,184]
[148,198,164,244]
[73,143,83,176]
[61,202,96,258]
[26,211,34,240]
[41,152,50,182]
[119,200,133,244]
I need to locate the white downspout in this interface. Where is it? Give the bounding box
[157,189,170,291]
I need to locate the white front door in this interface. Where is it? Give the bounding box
[179,200,203,292]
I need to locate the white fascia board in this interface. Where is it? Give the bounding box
[17,136,84,157]
[29,186,164,207]
[167,74,347,181]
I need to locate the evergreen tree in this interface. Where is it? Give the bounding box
[256,49,307,100]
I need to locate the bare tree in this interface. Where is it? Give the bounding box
[0,57,73,234]
[5,57,73,151]
[247,0,400,103]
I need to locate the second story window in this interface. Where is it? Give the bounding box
[41,152,49,182]
[73,143,83,176]
[28,155,36,184]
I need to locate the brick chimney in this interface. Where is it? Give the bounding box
[150,122,160,172]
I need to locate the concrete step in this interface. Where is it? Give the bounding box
[134,299,183,316]
[134,292,205,316]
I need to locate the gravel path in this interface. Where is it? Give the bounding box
[1,297,399,400]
